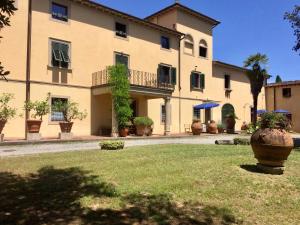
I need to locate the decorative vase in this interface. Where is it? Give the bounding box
[225,117,236,134]
[136,125,146,136]
[251,128,294,168]
[241,122,249,131]
[119,127,129,137]
[207,120,218,134]
[27,120,42,133]
[191,120,202,135]
[217,127,224,134]
[59,122,74,133]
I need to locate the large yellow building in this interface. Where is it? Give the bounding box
[265,81,300,133]
[0,0,265,139]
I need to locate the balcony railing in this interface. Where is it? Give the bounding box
[92,69,174,90]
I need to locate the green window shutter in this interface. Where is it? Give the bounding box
[158,65,164,83]
[171,67,177,85]
[51,42,62,67]
[190,72,196,88]
[200,74,205,89]
[60,44,70,63]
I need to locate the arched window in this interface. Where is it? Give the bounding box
[184,34,194,55]
[199,39,208,58]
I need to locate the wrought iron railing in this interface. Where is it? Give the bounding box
[92,68,174,90]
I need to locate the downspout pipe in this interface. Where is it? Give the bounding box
[25,0,32,138]
[178,34,185,133]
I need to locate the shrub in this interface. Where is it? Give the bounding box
[24,96,50,120]
[259,112,289,130]
[52,99,87,122]
[217,124,224,129]
[108,65,132,129]
[0,93,17,121]
[233,138,250,145]
[133,117,154,127]
[100,140,125,150]
[226,112,239,119]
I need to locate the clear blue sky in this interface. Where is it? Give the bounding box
[94,0,299,82]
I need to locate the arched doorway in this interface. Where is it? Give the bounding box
[222,104,235,124]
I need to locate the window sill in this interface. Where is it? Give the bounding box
[50,17,70,25]
[192,88,204,92]
[47,65,72,72]
[225,88,232,92]
[160,47,172,52]
[114,35,129,41]
[184,52,194,57]
[199,56,208,60]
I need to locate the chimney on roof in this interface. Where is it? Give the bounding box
[175,0,180,3]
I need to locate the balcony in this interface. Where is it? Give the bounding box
[92,69,175,92]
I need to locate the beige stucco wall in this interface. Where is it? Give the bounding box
[265,85,300,133]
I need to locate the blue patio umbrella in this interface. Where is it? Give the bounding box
[274,109,290,114]
[257,110,267,115]
[194,102,220,110]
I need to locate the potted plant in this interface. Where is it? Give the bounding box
[0,93,17,134]
[225,112,238,134]
[133,117,154,136]
[207,120,217,134]
[217,124,224,134]
[24,97,50,133]
[191,119,202,135]
[52,100,87,133]
[251,112,294,174]
[108,64,133,137]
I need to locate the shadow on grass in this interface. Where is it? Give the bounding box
[240,164,266,174]
[0,166,240,225]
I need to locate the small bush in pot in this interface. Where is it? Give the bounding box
[207,120,218,134]
[24,96,50,133]
[0,93,17,134]
[100,140,125,150]
[52,100,87,133]
[217,124,224,134]
[134,117,154,136]
[251,112,294,173]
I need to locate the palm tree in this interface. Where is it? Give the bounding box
[244,53,269,126]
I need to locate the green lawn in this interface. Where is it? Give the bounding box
[0,145,299,225]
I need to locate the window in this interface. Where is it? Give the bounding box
[193,108,201,120]
[161,105,166,124]
[282,88,291,98]
[158,64,176,85]
[52,2,68,22]
[224,74,231,89]
[115,53,129,68]
[161,36,170,49]
[191,72,205,90]
[51,97,68,121]
[51,40,70,69]
[184,34,194,55]
[115,22,127,38]
[199,39,208,58]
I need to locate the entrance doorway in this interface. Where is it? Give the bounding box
[221,104,235,124]
[205,109,211,124]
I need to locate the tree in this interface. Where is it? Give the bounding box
[244,53,269,126]
[0,0,17,80]
[284,5,300,54]
[275,75,283,83]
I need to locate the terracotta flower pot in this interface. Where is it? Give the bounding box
[207,120,218,134]
[136,125,146,136]
[119,127,129,137]
[27,120,42,133]
[145,126,153,136]
[59,122,74,133]
[191,120,202,135]
[0,120,7,134]
[251,128,294,167]
[225,117,236,134]
[217,127,224,134]
[241,122,249,131]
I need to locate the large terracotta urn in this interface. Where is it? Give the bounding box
[119,127,129,137]
[0,120,7,134]
[136,125,146,136]
[191,120,202,135]
[225,117,236,134]
[207,120,218,134]
[27,120,42,133]
[251,128,294,167]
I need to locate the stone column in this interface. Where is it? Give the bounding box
[111,98,118,137]
[164,97,171,136]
